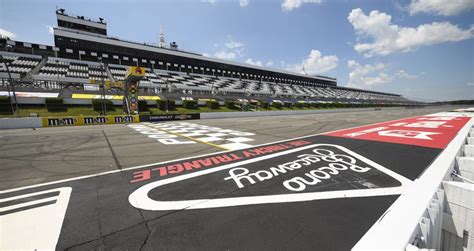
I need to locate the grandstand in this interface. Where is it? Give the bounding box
[0,9,415,107]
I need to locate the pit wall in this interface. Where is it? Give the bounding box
[0,107,414,129]
[0,113,200,129]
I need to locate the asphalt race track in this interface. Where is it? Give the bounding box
[0,106,470,250]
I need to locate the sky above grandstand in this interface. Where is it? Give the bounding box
[0,0,473,101]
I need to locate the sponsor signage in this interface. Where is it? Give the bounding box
[125,66,145,79]
[43,117,78,127]
[83,116,107,124]
[325,116,471,149]
[42,115,139,127]
[128,143,410,211]
[129,140,311,183]
[113,115,138,123]
[138,113,200,122]
[71,94,160,100]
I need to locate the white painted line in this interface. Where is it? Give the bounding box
[226,137,254,143]
[0,197,57,212]
[128,144,412,211]
[219,142,254,150]
[0,187,71,250]
[196,136,224,142]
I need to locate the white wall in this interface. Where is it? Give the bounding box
[442,181,474,251]
[0,117,42,129]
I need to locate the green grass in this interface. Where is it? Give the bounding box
[0,105,241,118]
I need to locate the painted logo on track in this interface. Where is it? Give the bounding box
[129,122,256,150]
[128,144,411,211]
[325,116,471,149]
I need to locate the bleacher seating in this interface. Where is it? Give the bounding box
[0,53,42,76]
[0,51,413,104]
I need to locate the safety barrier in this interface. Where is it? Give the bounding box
[0,117,43,129]
[138,113,200,122]
[0,113,201,129]
[352,114,474,250]
[41,115,139,127]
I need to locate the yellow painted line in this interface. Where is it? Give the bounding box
[154,126,230,151]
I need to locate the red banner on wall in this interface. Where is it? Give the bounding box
[325,115,471,149]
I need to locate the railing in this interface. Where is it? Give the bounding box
[56,10,106,24]
[352,115,474,250]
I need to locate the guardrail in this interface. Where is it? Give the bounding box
[352,115,474,250]
[0,114,200,129]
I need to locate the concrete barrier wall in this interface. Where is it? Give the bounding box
[200,107,400,119]
[0,117,43,129]
[0,107,410,129]
[353,115,474,250]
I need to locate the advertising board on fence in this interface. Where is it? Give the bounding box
[42,115,140,127]
[139,113,200,122]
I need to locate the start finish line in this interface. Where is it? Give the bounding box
[0,114,471,250]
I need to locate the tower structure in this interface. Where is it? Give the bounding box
[300,58,306,75]
[159,25,166,48]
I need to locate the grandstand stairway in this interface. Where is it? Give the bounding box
[24,56,48,80]
[104,63,116,83]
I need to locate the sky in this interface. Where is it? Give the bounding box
[0,0,473,101]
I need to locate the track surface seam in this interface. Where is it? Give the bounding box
[102,128,122,170]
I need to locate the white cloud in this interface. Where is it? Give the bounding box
[282,0,322,12]
[239,0,249,7]
[396,70,417,79]
[467,81,474,87]
[243,58,274,67]
[408,0,474,16]
[206,36,245,60]
[202,0,218,4]
[287,50,338,75]
[225,41,243,49]
[348,8,474,57]
[346,60,418,89]
[245,58,263,66]
[215,51,237,60]
[46,25,54,34]
[346,60,393,89]
[0,28,16,39]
